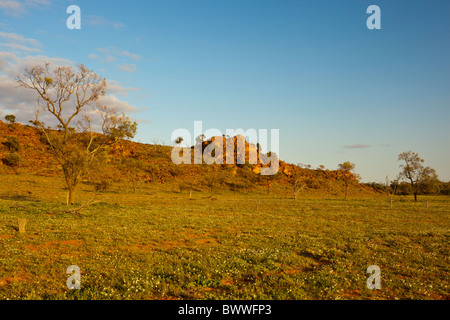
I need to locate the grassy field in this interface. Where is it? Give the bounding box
[0,174,449,300]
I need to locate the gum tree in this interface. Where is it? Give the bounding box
[338,161,360,200]
[17,63,137,205]
[5,115,16,124]
[398,151,437,202]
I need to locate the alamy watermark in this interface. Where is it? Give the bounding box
[367,5,381,30]
[66,265,81,290]
[66,5,81,30]
[66,5,381,31]
[366,265,381,290]
[171,121,279,176]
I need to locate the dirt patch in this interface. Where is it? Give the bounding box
[0,272,30,286]
[0,276,20,286]
[220,278,236,286]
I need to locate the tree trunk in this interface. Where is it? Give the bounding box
[410,179,417,202]
[65,176,79,206]
[63,166,80,206]
[68,186,77,205]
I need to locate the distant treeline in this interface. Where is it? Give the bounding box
[364,180,450,196]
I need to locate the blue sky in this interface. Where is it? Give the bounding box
[0,0,449,182]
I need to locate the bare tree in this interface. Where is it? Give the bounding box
[258,171,281,196]
[390,177,401,196]
[17,63,137,205]
[287,165,306,199]
[398,151,437,202]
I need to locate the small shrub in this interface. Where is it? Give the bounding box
[95,180,110,192]
[168,166,182,177]
[306,177,322,189]
[3,137,21,152]
[3,152,21,166]
[179,182,194,193]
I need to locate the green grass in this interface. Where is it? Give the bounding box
[0,174,449,300]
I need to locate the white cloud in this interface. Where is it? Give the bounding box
[0,42,41,52]
[121,51,141,61]
[85,14,125,30]
[0,0,51,16]
[0,52,74,123]
[93,47,141,72]
[104,55,118,63]
[0,39,141,128]
[106,80,139,96]
[0,31,40,47]
[0,32,42,56]
[0,59,6,72]
[96,47,113,55]
[86,14,108,26]
[117,63,136,73]
[0,0,26,16]
[113,22,125,30]
[25,0,51,6]
[98,94,139,114]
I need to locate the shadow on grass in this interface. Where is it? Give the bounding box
[4,224,19,232]
[0,194,40,202]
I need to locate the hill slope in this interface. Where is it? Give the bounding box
[0,120,378,197]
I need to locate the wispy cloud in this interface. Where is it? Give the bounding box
[0,42,41,52]
[86,14,108,26]
[113,22,125,30]
[107,80,139,96]
[104,55,118,63]
[25,0,50,6]
[90,47,141,72]
[0,0,26,16]
[120,51,141,61]
[118,63,136,73]
[0,31,41,54]
[343,144,371,150]
[85,14,125,30]
[95,47,141,60]
[0,0,51,16]
[0,31,41,47]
